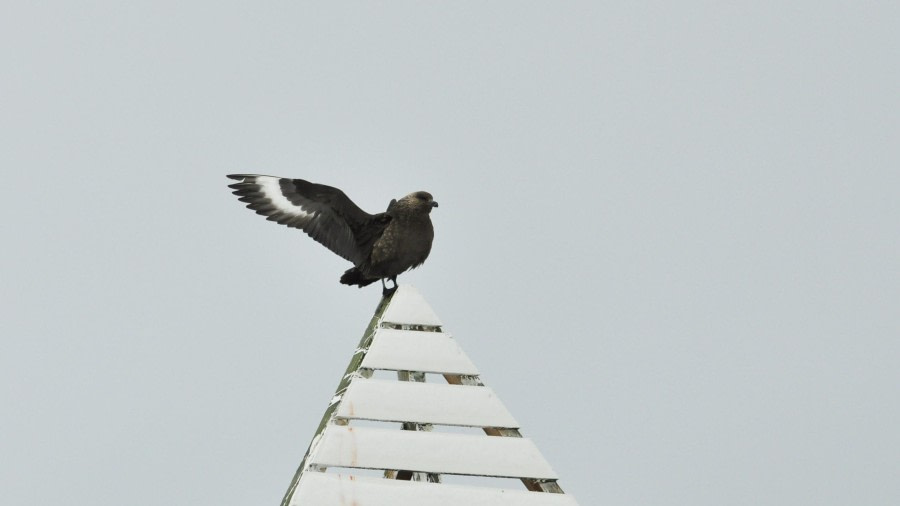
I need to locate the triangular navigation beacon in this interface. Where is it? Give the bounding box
[281,285,580,506]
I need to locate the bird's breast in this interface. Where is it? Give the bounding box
[367,218,434,275]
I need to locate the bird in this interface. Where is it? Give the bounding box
[227,174,438,295]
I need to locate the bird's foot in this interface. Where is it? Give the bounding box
[381,277,398,297]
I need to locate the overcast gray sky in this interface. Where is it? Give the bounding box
[1,2,898,505]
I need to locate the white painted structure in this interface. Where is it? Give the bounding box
[291,473,580,506]
[361,328,480,375]
[280,285,579,506]
[336,378,519,428]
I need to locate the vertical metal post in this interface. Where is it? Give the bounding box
[392,370,441,483]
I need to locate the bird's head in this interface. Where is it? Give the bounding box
[399,191,439,214]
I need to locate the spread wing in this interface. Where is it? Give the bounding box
[227,174,389,265]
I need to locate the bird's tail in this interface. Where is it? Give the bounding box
[340,267,379,288]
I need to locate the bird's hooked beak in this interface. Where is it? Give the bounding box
[431,201,439,208]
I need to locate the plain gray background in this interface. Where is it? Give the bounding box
[2,2,898,505]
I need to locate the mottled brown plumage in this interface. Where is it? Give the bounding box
[227,175,437,294]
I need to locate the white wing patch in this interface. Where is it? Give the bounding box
[228,173,365,264]
[256,176,312,218]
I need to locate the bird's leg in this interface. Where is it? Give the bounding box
[381,277,398,297]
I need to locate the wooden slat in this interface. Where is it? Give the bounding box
[381,285,442,326]
[445,373,566,493]
[310,425,557,479]
[361,329,479,375]
[289,473,579,506]
[336,378,519,428]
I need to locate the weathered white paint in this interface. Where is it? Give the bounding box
[289,473,580,506]
[361,328,479,375]
[282,285,575,505]
[336,378,519,428]
[310,425,558,479]
[381,285,443,326]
